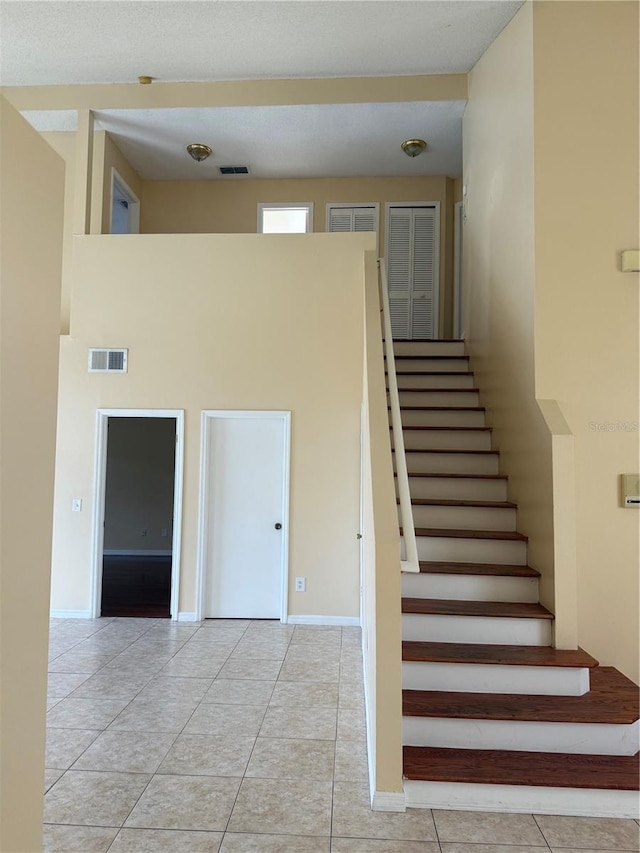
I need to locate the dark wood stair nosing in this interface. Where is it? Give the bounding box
[402,667,640,725]
[417,561,539,578]
[394,448,499,455]
[398,498,517,509]
[390,425,492,432]
[401,640,599,669]
[402,745,640,791]
[389,406,486,412]
[401,598,554,620]
[394,472,508,480]
[403,527,527,542]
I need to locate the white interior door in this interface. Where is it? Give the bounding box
[387,205,439,339]
[204,413,288,619]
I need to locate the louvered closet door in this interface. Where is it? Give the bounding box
[328,206,378,235]
[387,206,438,339]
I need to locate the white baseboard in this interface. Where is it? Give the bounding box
[177,612,199,622]
[372,791,406,812]
[50,609,92,619]
[285,615,361,627]
[103,549,172,557]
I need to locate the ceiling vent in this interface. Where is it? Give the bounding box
[88,348,128,373]
[218,166,250,176]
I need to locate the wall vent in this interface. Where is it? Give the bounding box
[218,166,250,175]
[88,348,128,373]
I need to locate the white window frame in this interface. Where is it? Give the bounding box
[257,202,314,234]
[325,202,380,251]
[110,168,140,234]
[384,201,441,339]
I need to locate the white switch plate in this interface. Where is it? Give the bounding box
[295,576,306,592]
[72,498,82,512]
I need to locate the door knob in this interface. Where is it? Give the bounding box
[274,523,282,530]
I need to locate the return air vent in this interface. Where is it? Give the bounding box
[88,348,128,373]
[218,166,250,175]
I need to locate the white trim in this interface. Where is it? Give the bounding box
[453,200,463,339]
[403,779,640,819]
[103,549,172,557]
[177,612,199,622]
[285,615,360,627]
[257,202,313,234]
[384,201,441,339]
[110,168,140,234]
[50,609,92,619]
[90,409,184,621]
[371,792,406,813]
[196,410,291,623]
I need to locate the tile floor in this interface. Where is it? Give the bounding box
[45,618,640,853]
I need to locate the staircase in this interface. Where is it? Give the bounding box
[388,338,640,818]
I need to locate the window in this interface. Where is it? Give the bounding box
[257,203,313,234]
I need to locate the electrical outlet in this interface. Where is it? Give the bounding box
[142,529,148,537]
[71,498,82,512]
[295,576,306,593]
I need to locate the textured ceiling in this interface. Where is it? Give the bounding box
[6,0,523,180]
[1,1,523,86]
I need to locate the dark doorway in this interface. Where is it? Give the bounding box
[101,417,176,618]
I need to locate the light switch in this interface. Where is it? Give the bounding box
[621,474,640,508]
[621,250,640,273]
[72,498,82,512]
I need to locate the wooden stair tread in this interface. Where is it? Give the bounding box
[403,746,640,791]
[390,425,492,432]
[402,599,554,619]
[405,528,527,542]
[395,387,479,393]
[398,499,516,509]
[389,371,474,377]
[389,406,485,412]
[419,561,539,577]
[395,448,499,455]
[402,641,599,669]
[402,667,640,725]
[388,354,469,360]
[392,338,463,343]
[395,472,508,480]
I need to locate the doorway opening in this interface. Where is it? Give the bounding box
[110,169,140,234]
[91,410,184,619]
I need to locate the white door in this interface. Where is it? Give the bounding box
[387,205,439,339]
[204,414,288,619]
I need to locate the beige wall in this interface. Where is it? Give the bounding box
[103,417,176,552]
[51,233,374,619]
[463,3,557,615]
[140,176,456,337]
[0,98,64,852]
[532,1,639,682]
[464,0,639,682]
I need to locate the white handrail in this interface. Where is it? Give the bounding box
[378,259,420,573]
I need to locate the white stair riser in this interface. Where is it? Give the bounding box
[395,374,475,389]
[399,430,492,451]
[413,535,527,565]
[403,780,640,818]
[393,341,466,357]
[398,390,480,407]
[401,452,499,476]
[402,476,508,502]
[394,409,486,428]
[402,503,516,531]
[402,613,552,645]
[401,572,538,603]
[402,717,640,756]
[402,661,590,696]
[393,358,470,373]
